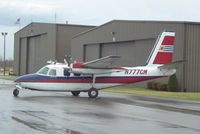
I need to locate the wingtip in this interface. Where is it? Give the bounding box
[164,30,175,33]
[108,55,121,58]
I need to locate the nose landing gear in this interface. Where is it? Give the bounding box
[13,89,19,97]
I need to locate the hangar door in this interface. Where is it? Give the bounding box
[19,38,28,75]
[27,35,42,73]
[101,39,155,67]
[27,34,50,74]
[27,36,38,73]
[84,43,100,62]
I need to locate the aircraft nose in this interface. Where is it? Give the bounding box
[15,75,26,82]
[15,74,37,83]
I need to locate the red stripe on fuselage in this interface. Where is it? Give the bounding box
[16,76,162,84]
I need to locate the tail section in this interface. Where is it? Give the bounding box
[146,31,175,66]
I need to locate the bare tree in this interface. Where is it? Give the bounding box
[0,57,13,70]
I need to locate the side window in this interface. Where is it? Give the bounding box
[74,73,81,76]
[64,69,70,76]
[49,69,56,76]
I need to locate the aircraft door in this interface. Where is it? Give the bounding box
[63,68,71,77]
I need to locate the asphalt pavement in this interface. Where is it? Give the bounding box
[0,79,200,134]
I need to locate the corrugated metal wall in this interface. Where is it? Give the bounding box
[84,44,100,61]
[14,34,20,75]
[19,38,27,75]
[27,37,36,73]
[84,39,155,66]
[100,39,155,66]
[27,35,50,74]
[14,23,57,75]
[14,23,93,75]
[185,24,200,92]
[56,25,94,62]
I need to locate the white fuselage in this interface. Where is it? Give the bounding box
[15,65,176,92]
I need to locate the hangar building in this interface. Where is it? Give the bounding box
[14,20,200,92]
[71,20,200,92]
[14,22,94,75]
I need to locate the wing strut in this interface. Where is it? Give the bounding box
[88,74,99,98]
[91,74,96,88]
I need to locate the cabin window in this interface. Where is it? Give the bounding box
[37,67,49,75]
[49,69,57,76]
[74,73,81,76]
[64,69,70,76]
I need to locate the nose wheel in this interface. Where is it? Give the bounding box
[13,89,19,97]
[88,88,98,98]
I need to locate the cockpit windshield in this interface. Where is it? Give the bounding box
[37,67,49,75]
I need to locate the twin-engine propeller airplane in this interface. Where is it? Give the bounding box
[14,30,181,98]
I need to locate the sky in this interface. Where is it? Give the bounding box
[1,0,200,60]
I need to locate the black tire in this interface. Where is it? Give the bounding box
[13,89,19,97]
[88,88,98,98]
[71,91,80,96]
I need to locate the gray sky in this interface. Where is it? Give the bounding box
[1,0,200,60]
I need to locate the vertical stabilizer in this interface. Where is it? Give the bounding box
[146,31,175,66]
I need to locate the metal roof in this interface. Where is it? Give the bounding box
[72,20,200,38]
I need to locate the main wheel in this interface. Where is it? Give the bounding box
[88,88,98,98]
[13,89,19,97]
[71,91,80,96]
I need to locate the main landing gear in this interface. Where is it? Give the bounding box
[88,88,98,98]
[13,89,19,97]
[87,74,99,98]
[71,89,98,98]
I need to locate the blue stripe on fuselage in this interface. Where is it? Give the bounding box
[15,73,163,82]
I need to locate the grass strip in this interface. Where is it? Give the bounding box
[0,77,16,80]
[103,88,200,101]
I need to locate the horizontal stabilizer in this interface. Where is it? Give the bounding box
[158,60,185,69]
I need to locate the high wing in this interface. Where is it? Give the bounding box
[158,60,185,70]
[71,56,123,75]
[83,55,121,69]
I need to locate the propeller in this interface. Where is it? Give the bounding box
[64,55,74,67]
